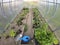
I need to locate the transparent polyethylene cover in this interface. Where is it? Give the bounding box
[0,0,23,33]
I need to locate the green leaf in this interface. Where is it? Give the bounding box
[9,29,16,37]
[53,37,59,44]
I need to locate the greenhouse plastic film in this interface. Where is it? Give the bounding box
[0,0,23,33]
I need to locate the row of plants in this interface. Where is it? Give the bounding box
[33,8,59,45]
[9,8,29,38]
[17,8,29,26]
[8,8,29,38]
[33,8,41,28]
[0,8,29,39]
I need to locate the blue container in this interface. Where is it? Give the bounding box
[19,36,30,42]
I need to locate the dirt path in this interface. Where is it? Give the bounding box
[24,8,34,38]
[21,8,35,45]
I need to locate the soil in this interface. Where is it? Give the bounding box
[24,8,34,39]
[21,8,35,45]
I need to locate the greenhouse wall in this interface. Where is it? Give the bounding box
[0,0,23,33]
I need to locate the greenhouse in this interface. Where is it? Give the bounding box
[0,0,60,45]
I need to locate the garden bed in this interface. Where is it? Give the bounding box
[32,8,59,45]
